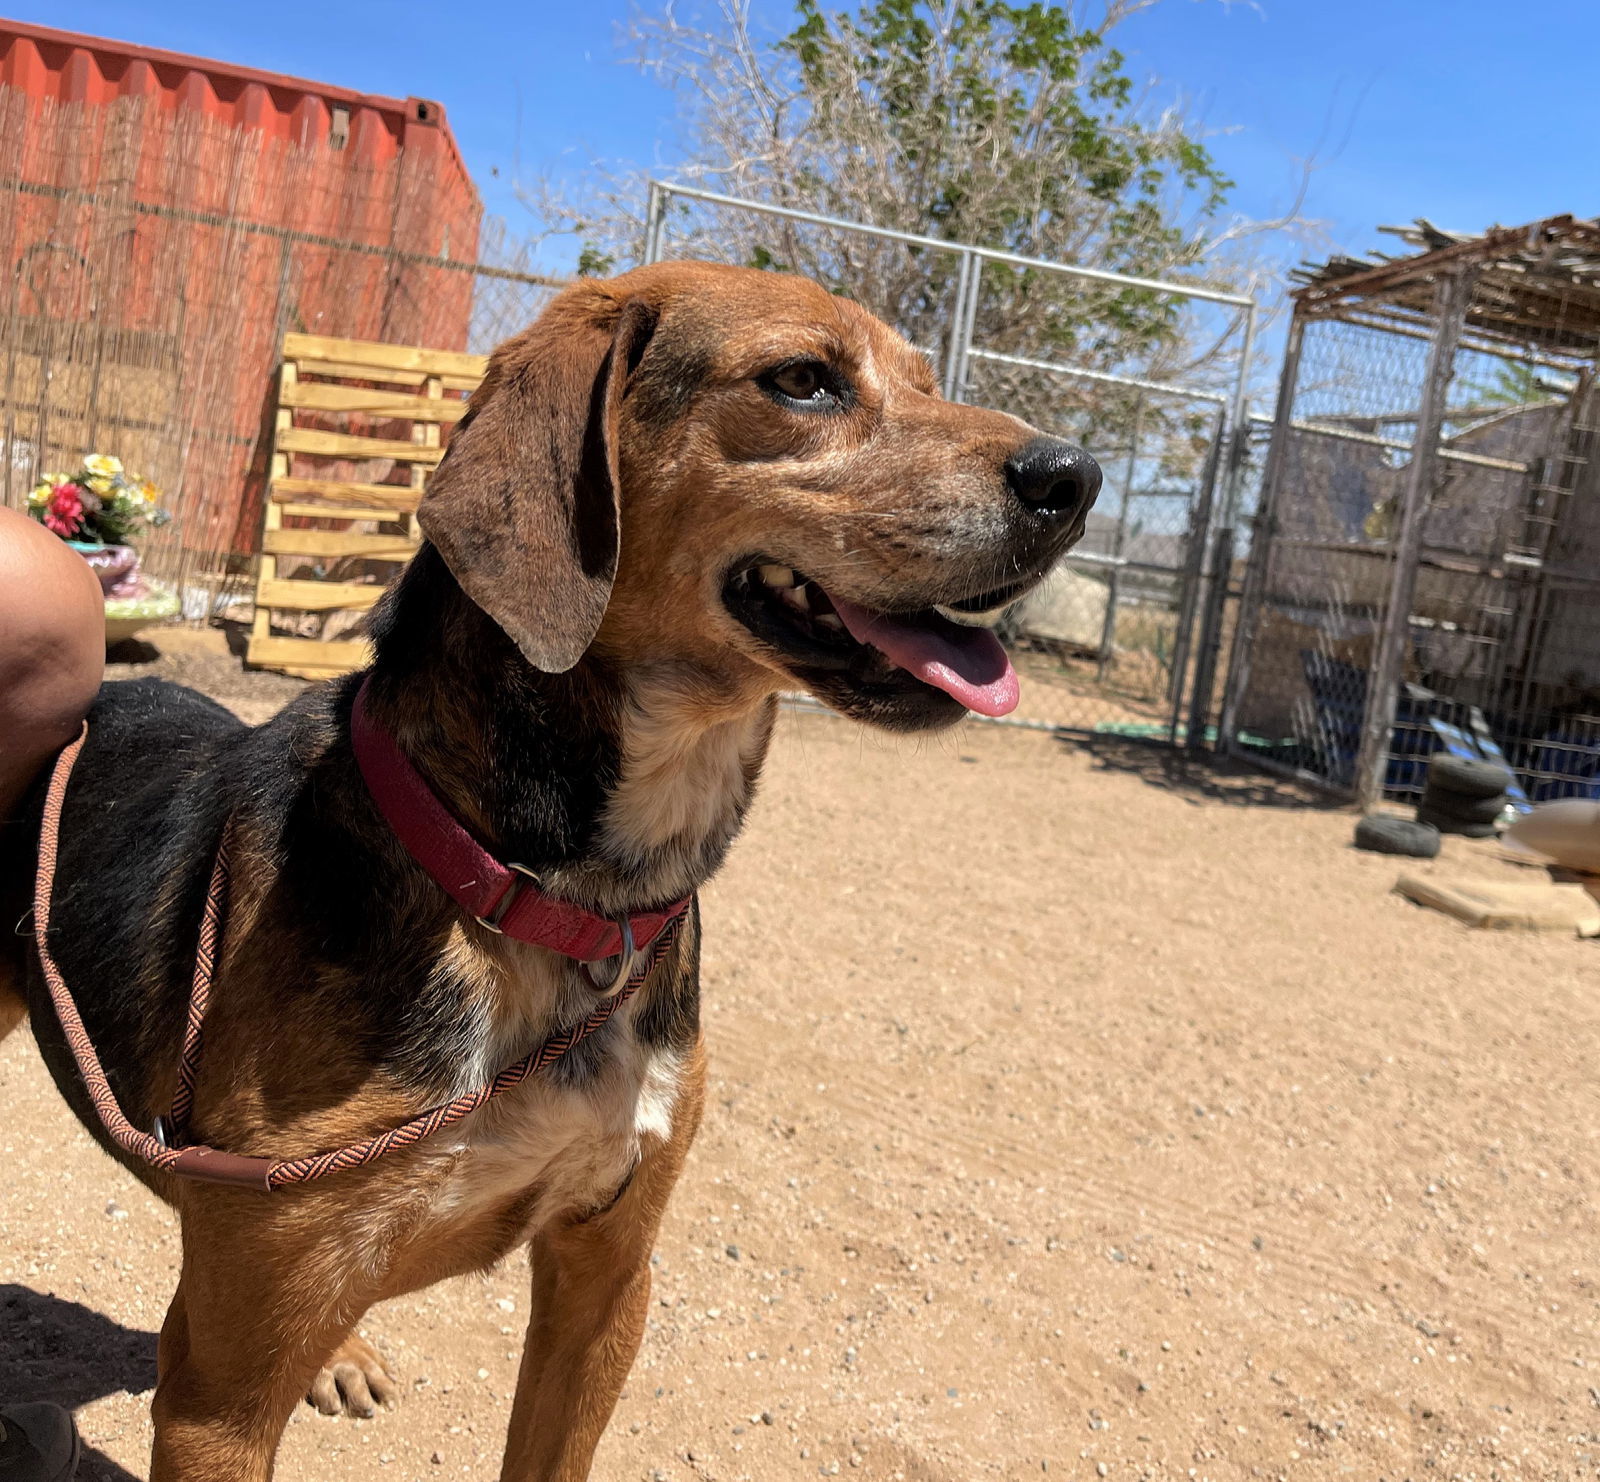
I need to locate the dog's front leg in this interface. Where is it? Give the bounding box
[150,1193,376,1482]
[499,1049,705,1482]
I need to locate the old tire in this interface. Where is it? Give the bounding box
[1426,754,1513,800]
[1416,806,1498,839]
[1354,814,1441,858]
[1418,787,1507,826]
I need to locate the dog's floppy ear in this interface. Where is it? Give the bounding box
[418,293,657,672]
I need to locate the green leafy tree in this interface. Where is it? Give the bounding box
[772,0,1230,358]
[533,0,1305,463]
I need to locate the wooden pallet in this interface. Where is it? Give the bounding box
[247,332,487,680]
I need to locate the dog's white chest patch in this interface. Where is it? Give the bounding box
[434,1022,683,1235]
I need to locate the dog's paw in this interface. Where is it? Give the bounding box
[308,1335,400,1419]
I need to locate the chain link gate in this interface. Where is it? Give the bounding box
[642,181,1258,742]
[1221,218,1600,807]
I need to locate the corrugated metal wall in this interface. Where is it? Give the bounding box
[0,19,483,580]
[0,18,474,175]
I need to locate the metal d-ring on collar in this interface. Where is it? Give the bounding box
[475,866,638,997]
[584,914,637,997]
[473,862,542,935]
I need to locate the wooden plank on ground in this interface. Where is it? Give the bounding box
[252,362,293,655]
[277,426,446,464]
[410,374,442,545]
[270,477,423,510]
[299,360,433,387]
[283,332,485,380]
[255,578,387,612]
[263,529,418,560]
[276,663,361,682]
[1394,872,1600,935]
[280,381,468,422]
[247,634,371,672]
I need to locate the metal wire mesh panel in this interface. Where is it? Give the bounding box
[1389,326,1600,804]
[645,182,1258,739]
[1226,219,1600,803]
[1227,318,1429,788]
[969,355,1228,734]
[951,271,1252,737]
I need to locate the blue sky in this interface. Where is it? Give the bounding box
[14,0,1598,282]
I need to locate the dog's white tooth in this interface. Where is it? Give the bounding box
[815,612,844,631]
[759,564,796,589]
[782,583,812,613]
[935,603,1005,629]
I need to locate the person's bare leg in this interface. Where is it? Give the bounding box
[0,506,105,814]
[0,510,100,1466]
[0,505,104,1036]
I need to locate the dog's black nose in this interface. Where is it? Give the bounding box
[1004,437,1102,520]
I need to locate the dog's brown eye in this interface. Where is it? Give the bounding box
[760,360,847,411]
[773,364,822,399]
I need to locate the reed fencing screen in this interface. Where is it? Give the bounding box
[0,87,558,612]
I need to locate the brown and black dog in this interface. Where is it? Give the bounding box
[0,262,1098,1480]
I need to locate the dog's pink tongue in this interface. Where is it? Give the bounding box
[828,595,1020,717]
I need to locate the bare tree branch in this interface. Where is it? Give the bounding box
[527,0,1317,462]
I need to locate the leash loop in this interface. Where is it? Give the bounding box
[33,723,687,1193]
[33,724,182,1177]
[584,914,636,996]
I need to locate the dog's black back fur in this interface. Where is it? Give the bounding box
[1,550,701,1190]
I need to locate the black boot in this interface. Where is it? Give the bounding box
[0,1404,80,1481]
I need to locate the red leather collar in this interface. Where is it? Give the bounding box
[351,678,690,963]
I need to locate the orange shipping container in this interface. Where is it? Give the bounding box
[0,17,482,567]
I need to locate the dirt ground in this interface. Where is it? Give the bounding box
[4,630,1599,1482]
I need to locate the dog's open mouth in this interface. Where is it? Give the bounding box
[724,560,1034,718]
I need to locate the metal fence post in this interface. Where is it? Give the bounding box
[1218,315,1305,753]
[1183,409,1234,747]
[941,249,972,401]
[949,256,982,404]
[1210,302,1258,539]
[1353,268,1475,807]
[1167,407,1226,739]
[643,181,666,265]
[1184,302,1258,748]
[1098,398,1143,680]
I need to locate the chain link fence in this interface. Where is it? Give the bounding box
[1222,219,1600,805]
[643,181,1258,739]
[967,354,1233,739]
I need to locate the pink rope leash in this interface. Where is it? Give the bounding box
[34,724,682,1192]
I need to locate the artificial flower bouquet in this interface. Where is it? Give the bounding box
[27,454,170,546]
[26,454,181,636]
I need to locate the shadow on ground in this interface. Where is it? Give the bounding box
[1,1284,154,1481]
[101,624,307,724]
[103,638,160,666]
[1063,734,1345,811]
